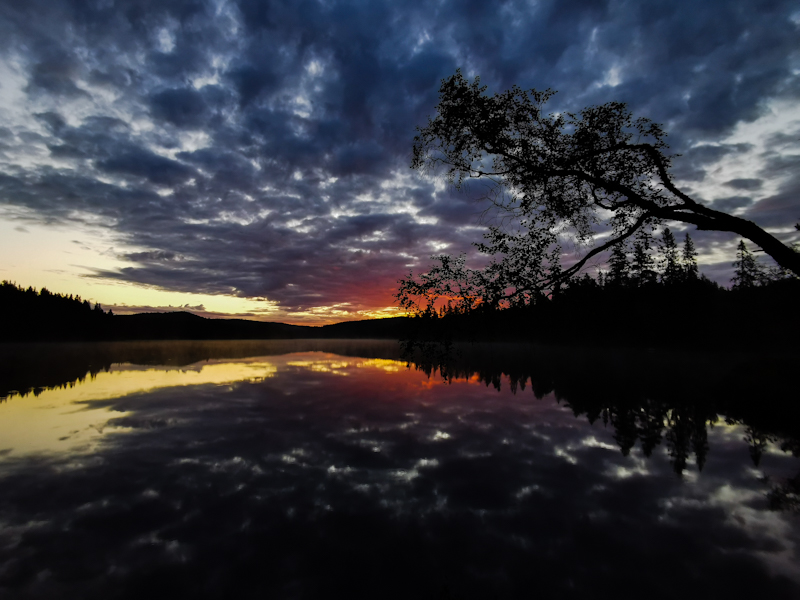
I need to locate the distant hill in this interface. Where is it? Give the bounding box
[0,283,414,341]
[112,312,414,341]
[319,317,414,339]
[113,311,315,340]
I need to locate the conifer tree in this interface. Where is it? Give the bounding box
[608,241,630,286]
[660,228,682,285]
[631,228,657,286]
[732,240,762,289]
[681,233,699,282]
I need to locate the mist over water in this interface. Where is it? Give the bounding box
[0,341,798,599]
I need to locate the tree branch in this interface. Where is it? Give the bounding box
[552,212,652,285]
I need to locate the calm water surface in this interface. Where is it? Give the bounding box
[0,340,798,599]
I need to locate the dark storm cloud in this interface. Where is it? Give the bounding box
[98,149,197,186]
[0,0,798,316]
[149,87,209,128]
[713,195,754,213]
[725,178,763,191]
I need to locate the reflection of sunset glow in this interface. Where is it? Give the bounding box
[356,358,405,372]
[286,356,406,374]
[0,351,428,458]
[0,350,495,459]
[8,360,278,403]
[0,360,278,457]
[286,360,354,374]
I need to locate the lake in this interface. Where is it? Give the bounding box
[0,340,798,599]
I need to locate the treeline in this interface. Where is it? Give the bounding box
[406,230,800,348]
[0,281,114,341]
[0,283,309,342]
[0,281,416,342]
[594,228,794,290]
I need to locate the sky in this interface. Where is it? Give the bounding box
[0,0,798,325]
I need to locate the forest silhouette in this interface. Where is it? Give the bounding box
[3,232,798,348]
[398,232,799,350]
[0,281,411,342]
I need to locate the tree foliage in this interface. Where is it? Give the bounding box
[681,232,699,283]
[402,71,799,311]
[660,228,682,286]
[731,240,763,289]
[630,228,657,287]
[607,239,629,287]
[0,281,114,342]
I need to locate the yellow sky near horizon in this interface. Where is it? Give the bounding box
[0,216,404,325]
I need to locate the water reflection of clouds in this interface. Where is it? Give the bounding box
[0,352,798,598]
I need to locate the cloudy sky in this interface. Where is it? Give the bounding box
[0,0,798,324]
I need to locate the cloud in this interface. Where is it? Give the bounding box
[98,149,197,186]
[747,188,800,229]
[0,0,798,319]
[724,178,763,191]
[149,87,209,128]
[712,195,754,213]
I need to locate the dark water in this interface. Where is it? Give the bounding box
[0,340,798,599]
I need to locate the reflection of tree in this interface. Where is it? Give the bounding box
[743,426,778,468]
[691,414,710,472]
[638,402,667,459]
[763,438,800,512]
[578,402,720,476]
[401,340,798,477]
[609,406,638,457]
[591,404,714,475]
[0,339,403,400]
[767,472,800,513]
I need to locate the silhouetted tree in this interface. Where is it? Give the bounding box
[406,71,800,309]
[607,240,630,287]
[660,228,682,285]
[759,242,800,283]
[767,471,800,513]
[744,426,777,468]
[731,240,762,289]
[0,281,114,341]
[681,233,699,283]
[630,228,657,287]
